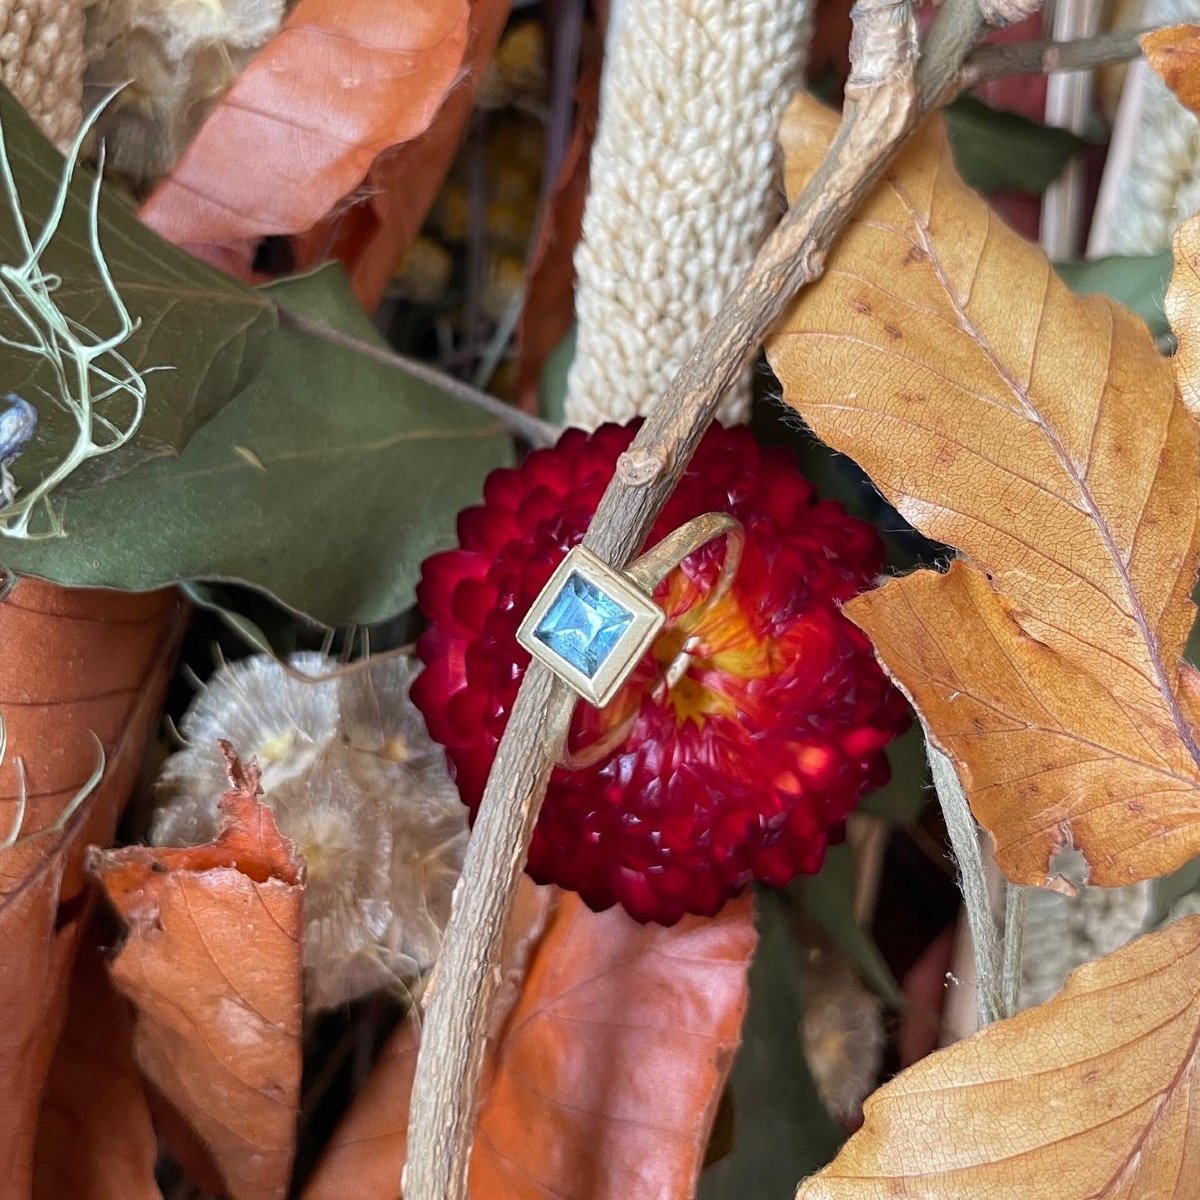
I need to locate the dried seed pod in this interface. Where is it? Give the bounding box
[154,652,340,846]
[1099,0,1200,254]
[801,943,886,1123]
[1,0,85,149]
[392,236,453,306]
[476,20,545,112]
[153,652,466,1010]
[83,0,286,188]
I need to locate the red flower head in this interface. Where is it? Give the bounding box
[413,421,910,925]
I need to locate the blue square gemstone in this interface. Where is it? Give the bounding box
[533,570,634,678]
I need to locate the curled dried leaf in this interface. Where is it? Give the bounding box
[1142,24,1200,119]
[303,890,755,1199]
[90,752,303,1200]
[0,579,181,1197]
[513,46,602,412]
[796,915,1200,1198]
[139,0,472,254]
[33,935,162,1200]
[291,0,513,310]
[767,96,1200,888]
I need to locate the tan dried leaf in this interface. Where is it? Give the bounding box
[139,1,471,250]
[0,581,182,1198]
[795,914,1200,1197]
[90,750,303,1200]
[766,96,1200,888]
[33,936,162,1200]
[1142,24,1200,119]
[303,888,754,1199]
[1168,215,1200,417]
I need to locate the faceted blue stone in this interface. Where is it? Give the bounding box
[533,570,633,678]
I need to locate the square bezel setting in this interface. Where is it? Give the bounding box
[516,545,666,707]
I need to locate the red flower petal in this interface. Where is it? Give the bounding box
[414,421,910,924]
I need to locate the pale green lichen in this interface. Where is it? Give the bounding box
[0,97,149,539]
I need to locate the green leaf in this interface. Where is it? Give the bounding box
[698,893,843,1198]
[1,266,514,626]
[943,95,1086,196]
[1145,857,1200,932]
[1055,251,1173,340]
[0,86,276,486]
[795,843,903,1007]
[858,723,930,824]
[179,581,292,659]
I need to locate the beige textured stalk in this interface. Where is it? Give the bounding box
[1017,858,1150,1010]
[1098,0,1200,254]
[0,0,84,149]
[564,0,813,430]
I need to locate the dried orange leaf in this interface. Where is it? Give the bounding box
[139,1,471,249]
[514,58,600,412]
[33,937,162,1200]
[766,96,1200,888]
[1143,24,1200,118]
[91,751,303,1200]
[796,914,1200,1198]
[0,581,182,1197]
[1167,214,1200,415]
[303,890,755,1199]
[292,0,513,311]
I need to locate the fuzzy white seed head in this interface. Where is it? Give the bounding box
[152,651,466,1011]
[84,0,286,186]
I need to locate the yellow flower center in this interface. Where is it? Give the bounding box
[651,572,776,727]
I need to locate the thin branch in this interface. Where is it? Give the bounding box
[276,306,562,448]
[918,0,987,101]
[402,0,1018,1195]
[959,25,1153,90]
[928,740,1003,1027]
[1001,883,1027,1018]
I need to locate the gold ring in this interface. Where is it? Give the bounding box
[516,513,744,709]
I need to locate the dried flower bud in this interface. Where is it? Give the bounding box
[83,0,285,187]
[482,253,524,322]
[0,393,37,508]
[153,652,466,1011]
[801,945,885,1123]
[155,652,340,844]
[476,20,545,112]
[392,236,453,306]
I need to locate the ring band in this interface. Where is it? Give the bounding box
[516,513,745,709]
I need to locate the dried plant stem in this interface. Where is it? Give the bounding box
[928,739,1004,1026]
[275,306,561,448]
[958,25,1154,88]
[400,0,1044,1194]
[1002,883,1027,1018]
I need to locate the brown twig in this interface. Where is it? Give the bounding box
[400,0,1019,1195]
[958,25,1153,90]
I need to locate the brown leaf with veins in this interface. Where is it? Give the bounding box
[139,1,473,266]
[1167,212,1200,416]
[766,95,1200,888]
[1142,24,1200,119]
[90,749,304,1200]
[33,933,162,1200]
[291,0,513,311]
[0,579,183,1199]
[302,889,755,1199]
[795,914,1200,1198]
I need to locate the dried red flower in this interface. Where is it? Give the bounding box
[413,421,910,925]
